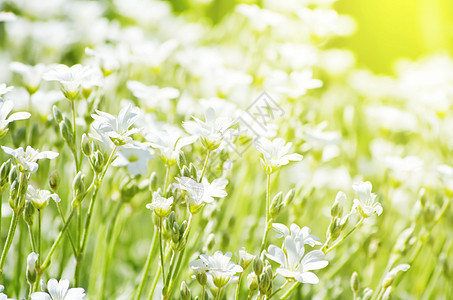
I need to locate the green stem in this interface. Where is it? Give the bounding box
[215,287,222,300]
[164,247,185,299]
[259,173,271,254]
[325,216,365,254]
[159,217,166,288]
[71,100,79,172]
[27,223,36,253]
[376,287,385,300]
[38,209,42,267]
[135,230,158,300]
[164,165,171,196]
[280,281,300,300]
[267,280,290,299]
[56,202,77,256]
[199,150,211,182]
[235,273,243,300]
[0,211,20,275]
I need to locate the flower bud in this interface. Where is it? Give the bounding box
[9,166,18,184]
[72,172,85,207]
[247,272,258,292]
[418,188,426,207]
[189,163,197,179]
[168,211,176,226]
[351,272,359,293]
[48,170,60,193]
[423,203,437,224]
[362,288,373,300]
[92,150,105,174]
[206,233,216,252]
[53,105,63,123]
[283,188,295,207]
[270,191,283,218]
[26,252,39,284]
[60,121,74,149]
[81,133,92,157]
[331,191,346,218]
[196,272,208,286]
[328,217,342,241]
[171,222,181,243]
[258,271,271,295]
[180,281,191,300]
[368,238,380,259]
[253,257,263,276]
[0,159,12,189]
[24,200,35,226]
[9,179,19,204]
[149,172,158,191]
[239,248,254,270]
[181,165,191,177]
[393,227,414,255]
[177,152,186,170]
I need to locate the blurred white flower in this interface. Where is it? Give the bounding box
[352,181,383,217]
[266,236,328,284]
[31,278,85,300]
[254,137,303,173]
[0,83,14,97]
[175,176,228,213]
[0,284,13,300]
[0,100,31,138]
[146,130,197,166]
[1,146,59,173]
[43,64,92,100]
[192,251,243,288]
[127,80,180,111]
[0,12,17,22]
[26,185,60,210]
[111,142,153,176]
[10,62,47,94]
[146,191,173,217]
[183,107,237,150]
[91,103,141,146]
[301,122,341,150]
[265,70,322,99]
[27,252,39,273]
[272,223,321,247]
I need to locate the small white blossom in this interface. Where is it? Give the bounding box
[91,103,141,146]
[146,130,197,166]
[183,107,237,150]
[111,142,153,176]
[1,146,59,173]
[31,278,85,300]
[352,181,383,217]
[10,62,47,94]
[191,251,243,288]
[26,185,60,210]
[266,237,328,284]
[145,191,173,217]
[0,284,13,300]
[1,100,31,138]
[254,137,303,173]
[175,176,228,213]
[0,84,14,97]
[272,223,321,247]
[127,80,180,111]
[43,64,91,100]
[27,252,39,273]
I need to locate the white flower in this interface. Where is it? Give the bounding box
[10,62,47,94]
[272,223,321,247]
[127,80,180,111]
[175,176,228,213]
[254,137,303,173]
[145,191,173,217]
[146,130,197,166]
[26,185,60,210]
[91,103,141,146]
[183,107,237,150]
[1,100,31,138]
[43,64,91,100]
[111,142,153,176]
[1,146,59,173]
[265,70,322,98]
[238,247,255,269]
[192,251,243,288]
[266,237,328,284]
[0,284,13,300]
[31,278,85,300]
[189,258,208,274]
[27,252,39,273]
[352,181,383,217]
[0,83,14,97]
[0,11,17,22]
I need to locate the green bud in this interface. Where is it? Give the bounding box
[180,220,188,237]
[418,188,426,207]
[9,166,18,184]
[1,159,12,183]
[162,218,171,241]
[189,163,197,179]
[206,234,216,252]
[9,180,19,207]
[149,172,158,191]
[63,116,73,135]
[196,272,208,286]
[171,222,180,243]
[253,257,263,276]
[351,272,359,293]
[368,238,381,259]
[393,227,414,255]
[283,188,295,207]
[328,218,342,241]
[265,265,272,280]
[247,272,258,292]
[382,287,392,300]
[423,203,437,224]
[180,281,191,300]
[49,170,60,193]
[181,165,191,177]
[362,288,373,300]
[60,121,74,148]
[168,211,176,226]
[177,151,186,170]
[270,191,284,218]
[81,134,92,157]
[72,171,85,207]
[53,105,63,123]
[24,200,35,226]
[92,150,105,174]
[120,180,139,202]
[258,272,270,295]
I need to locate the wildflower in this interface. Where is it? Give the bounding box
[91,103,141,146]
[238,247,255,270]
[191,251,243,288]
[111,142,153,176]
[1,146,59,173]
[254,137,303,173]
[146,192,173,217]
[1,100,31,138]
[272,223,321,247]
[146,130,197,166]
[183,107,237,150]
[265,70,322,99]
[0,83,14,97]
[10,62,47,94]
[266,237,328,284]
[352,181,383,217]
[127,80,180,111]
[43,64,91,100]
[175,176,228,213]
[383,264,410,288]
[30,278,85,300]
[0,284,13,300]
[26,185,60,210]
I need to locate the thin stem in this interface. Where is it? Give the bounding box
[0,211,20,275]
[267,280,290,299]
[27,224,36,253]
[235,273,243,300]
[159,217,166,287]
[260,173,271,253]
[202,285,206,300]
[280,281,300,300]
[199,150,211,182]
[135,230,158,300]
[37,209,41,266]
[163,165,171,196]
[164,247,186,299]
[376,287,385,300]
[71,100,79,172]
[0,193,2,248]
[325,216,365,254]
[215,287,222,300]
[56,202,77,256]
